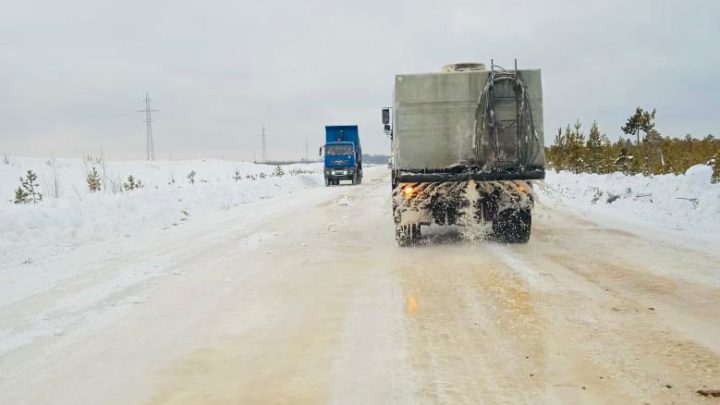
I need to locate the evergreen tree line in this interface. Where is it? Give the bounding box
[545,108,720,183]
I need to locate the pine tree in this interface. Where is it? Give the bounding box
[16,170,43,203]
[273,165,285,177]
[87,167,102,192]
[622,107,656,145]
[544,127,566,170]
[565,120,586,173]
[585,121,603,173]
[123,175,144,191]
[14,186,29,204]
[712,151,720,184]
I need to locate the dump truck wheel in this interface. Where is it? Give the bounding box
[492,209,531,244]
[396,223,420,247]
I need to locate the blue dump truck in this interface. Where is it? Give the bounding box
[320,125,363,186]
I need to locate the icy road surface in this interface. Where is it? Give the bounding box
[1,168,719,404]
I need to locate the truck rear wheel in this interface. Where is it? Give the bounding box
[396,223,420,247]
[492,209,531,244]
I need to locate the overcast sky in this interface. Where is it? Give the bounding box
[1,0,718,161]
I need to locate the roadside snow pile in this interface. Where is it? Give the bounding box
[0,156,322,267]
[539,164,720,233]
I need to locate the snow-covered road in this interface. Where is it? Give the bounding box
[1,168,719,404]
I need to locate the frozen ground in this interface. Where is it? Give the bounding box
[0,160,718,404]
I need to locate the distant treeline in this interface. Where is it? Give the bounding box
[363,154,390,164]
[545,107,720,183]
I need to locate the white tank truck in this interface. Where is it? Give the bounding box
[381,61,545,246]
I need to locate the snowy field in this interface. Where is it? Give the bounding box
[0,156,323,269]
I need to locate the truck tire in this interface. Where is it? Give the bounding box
[396,223,420,247]
[325,177,330,187]
[492,209,531,244]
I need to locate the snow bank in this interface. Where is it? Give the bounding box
[538,164,720,235]
[0,156,322,267]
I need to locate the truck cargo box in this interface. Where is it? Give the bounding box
[392,68,544,176]
[325,125,361,149]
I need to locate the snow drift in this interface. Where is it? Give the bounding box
[538,164,720,236]
[0,157,323,268]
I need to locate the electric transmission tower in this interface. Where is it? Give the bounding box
[137,92,158,160]
[259,126,267,162]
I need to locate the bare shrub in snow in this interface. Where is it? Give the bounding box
[258,172,266,179]
[123,175,144,191]
[108,177,123,194]
[272,165,285,177]
[2,155,9,165]
[187,170,196,185]
[84,154,103,165]
[290,168,313,176]
[87,167,102,192]
[15,170,43,204]
[233,169,242,181]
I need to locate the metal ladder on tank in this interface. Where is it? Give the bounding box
[487,59,526,171]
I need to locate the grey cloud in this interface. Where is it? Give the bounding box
[1,0,718,160]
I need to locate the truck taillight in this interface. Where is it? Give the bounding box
[402,185,415,199]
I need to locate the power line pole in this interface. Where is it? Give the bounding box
[305,138,309,161]
[260,126,267,162]
[137,92,158,160]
